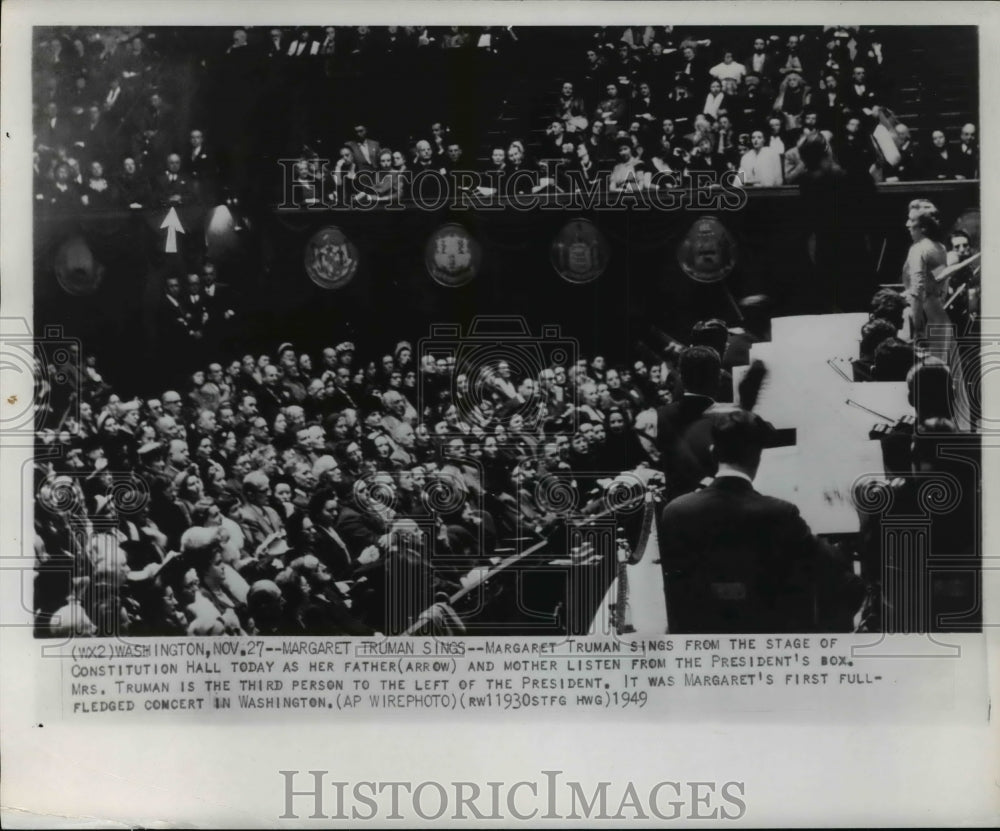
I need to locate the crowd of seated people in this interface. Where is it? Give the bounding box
[32,25,980,215]
[30,280,783,638]
[31,325,674,637]
[36,249,977,637]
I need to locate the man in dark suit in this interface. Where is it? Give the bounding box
[36,102,72,154]
[747,37,778,84]
[185,129,217,197]
[652,345,729,499]
[115,156,152,209]
[157,275,197,362]
[183,273,209,341]
[346,124,380,172]
[658,409,859,633]
[733,73,772,132]
[953,123,978,179]
[266,27,287,60]
[843,65,879,121]
[198,261,237,348]
[154,153,196,207]
[73,105,115,165]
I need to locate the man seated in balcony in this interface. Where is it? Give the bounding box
[953,123,978,179]
[843,65,879,122]
[72,104,114,165]
[555,81,588,134]
[594,82,626,136]
[185,128,216,189]
[629,80,659,129]
[154,153,196,207]
[883,123,924,182]
[346,124,380,173]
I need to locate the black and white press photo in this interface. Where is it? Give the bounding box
[26,20,983,638]
[2,3,998,828]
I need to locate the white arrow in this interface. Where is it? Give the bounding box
[160,207,185,253]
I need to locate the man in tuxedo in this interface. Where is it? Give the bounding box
[346,124,380,172]
[953,123,978,179]
[747,36,777,83]
[885,123,923,182]
[185,129,216,191]
[658,409,858,633]
[287,28,321,58]
[630,81,659,128]
[835,116,876,189]
[158,276,198,362]
[844,65,879,121]
[184,273,209,344]
[199,261,237,348]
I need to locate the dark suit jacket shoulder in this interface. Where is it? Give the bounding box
[658,476,820,633]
